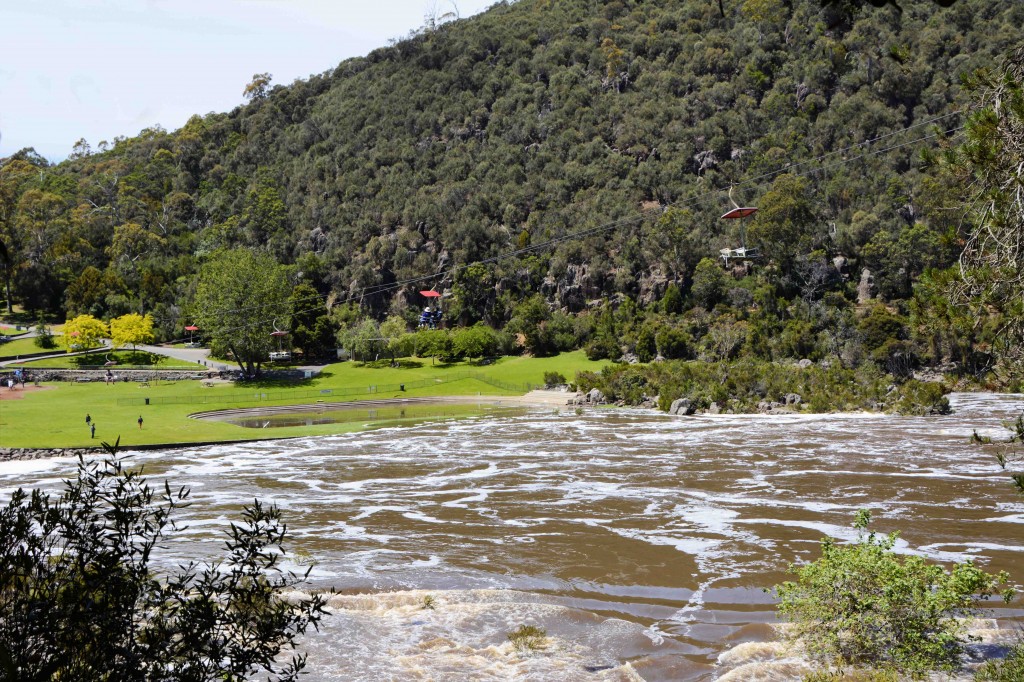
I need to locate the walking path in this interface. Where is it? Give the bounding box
[2,340,332,377]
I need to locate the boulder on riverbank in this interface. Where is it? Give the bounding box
[670,398,696,416]
[568,388,607,406]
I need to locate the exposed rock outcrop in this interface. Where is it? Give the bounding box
[857,268,875,304]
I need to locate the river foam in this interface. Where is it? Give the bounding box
[1,392,1023,680]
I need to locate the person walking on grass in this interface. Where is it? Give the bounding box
[138,415,144,429]
[90,422,95,439]
[86,413,91,425]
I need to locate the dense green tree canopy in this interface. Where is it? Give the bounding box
[0,0,1021,383]
[192,248,290,376]
[949,46,1024,375]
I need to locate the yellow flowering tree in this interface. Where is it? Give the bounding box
[62,315,108,352]
[110,313,155,351]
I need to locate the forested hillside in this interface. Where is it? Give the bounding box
[1,0,1021,384]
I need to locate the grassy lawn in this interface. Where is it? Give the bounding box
[13,350,204,370]
[0,336,55,359]
[0,351,608,449]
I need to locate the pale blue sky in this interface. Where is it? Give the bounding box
[1,0,497,161]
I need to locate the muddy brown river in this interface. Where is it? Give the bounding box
[2,392,1023,680]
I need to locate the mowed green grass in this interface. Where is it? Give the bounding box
[0,336,53,359]
[14,350,204,370]
[0,351,607,449]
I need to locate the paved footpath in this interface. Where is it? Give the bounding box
[2,340,331,376]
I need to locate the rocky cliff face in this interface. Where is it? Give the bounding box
[541,263,669,312]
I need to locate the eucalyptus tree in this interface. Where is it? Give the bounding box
[949,46,1024,375]
[193,248,291,377]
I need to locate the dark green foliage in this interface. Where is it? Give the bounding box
[289,282,334,359]
[655,326,691,360]
[858,305,907,354]
[892,379,951,414]
[690,257,729,310]
[746,175,821,277]
[635,321,658,363]
[580,357,950,414]
[543,370,567,387]
[0,442,324,681]
[409,327,452,364]
[585,334,621,361]
[775,511,1012,677]
[451,323,502,360]
[946,46,1024,379]
[871,338,918,379]
[191,248,291,376]
[32,319,55,349]
[506,294,555,357]
[598,365,651,404]
[776,318,820,360]
[661,283,683,315]
[0,0,1020,386]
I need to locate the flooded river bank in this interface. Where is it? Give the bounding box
[2,393,1023,680]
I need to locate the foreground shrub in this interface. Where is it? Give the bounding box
[775,511,1012,678]
[0,441,324,681]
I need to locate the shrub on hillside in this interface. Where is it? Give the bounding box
[585,334,620,361]
[543,371,567,387]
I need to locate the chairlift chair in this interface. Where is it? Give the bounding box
[418,290,443,329]
[270,327,291,362]
[719,186,760,265]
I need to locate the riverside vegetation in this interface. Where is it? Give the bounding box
[0,441,325,681]
[1,0,1023,413]
[775,510,1013,679]
[2,1,1023,678]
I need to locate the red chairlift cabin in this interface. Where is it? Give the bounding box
[418,290,443,329]
[720,206,758,220]
[719,188,760,264]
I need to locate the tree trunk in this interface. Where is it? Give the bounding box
[228,343,247,376]
[2,270,11,315]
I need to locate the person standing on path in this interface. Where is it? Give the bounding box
[138,415,144,429]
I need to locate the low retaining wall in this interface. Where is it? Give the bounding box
[0,447,101,462]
